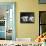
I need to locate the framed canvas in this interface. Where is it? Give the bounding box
[20,12,34,23]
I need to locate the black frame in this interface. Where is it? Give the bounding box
[39,11,46,35]
[20,12,35,23]
[39,0,46,4]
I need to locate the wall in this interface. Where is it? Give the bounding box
[0,0,46,40]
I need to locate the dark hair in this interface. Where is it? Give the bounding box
[44,39,46,42]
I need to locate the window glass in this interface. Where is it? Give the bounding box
[39,11,46,35]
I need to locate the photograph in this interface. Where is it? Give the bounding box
[20,12,34,23]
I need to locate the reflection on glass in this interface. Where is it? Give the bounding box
[40,11,46,35]
[0,3,15,40]
[6,29,12,40]
[0,32,5,40]
[0,21,5,26]
[0,9,5,20]
[0,26,5,31]
[6,9,13,40]
[40,12,46,24]
[40,25,46,34]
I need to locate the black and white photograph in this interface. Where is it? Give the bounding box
[20,12,34,23]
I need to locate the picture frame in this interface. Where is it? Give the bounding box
[39,0,46,4]
[20,12,34,23]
